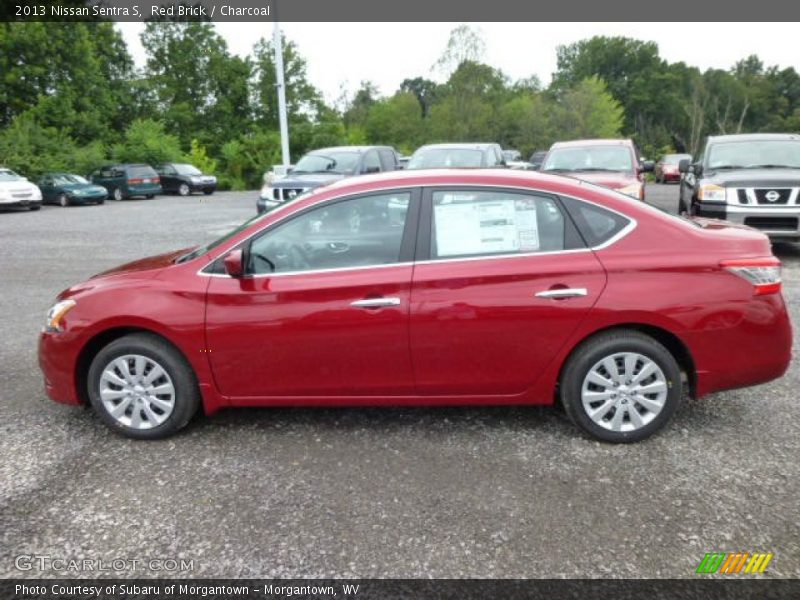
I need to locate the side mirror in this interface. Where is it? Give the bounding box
[223,249,245,278]
[678,159,690,173]
[642,160,655,173]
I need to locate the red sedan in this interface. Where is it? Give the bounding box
[655,153,692,183]
[39,170,791,443]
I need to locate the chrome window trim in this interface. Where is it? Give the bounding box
[197,182,638,278]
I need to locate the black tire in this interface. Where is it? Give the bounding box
[113,187,123,201]
[58,194,69,207]
[178,183,190,196]
[87,333,200,440]
[203,189,214,196]
[29,204,41,211]
[97,199,105,205]
[145,194,155,199]
[560,329,683,443]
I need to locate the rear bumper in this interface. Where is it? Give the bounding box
[127,184,162,197]
[689,293,792,398]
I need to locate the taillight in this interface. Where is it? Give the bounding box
[720,258,782,296]
[127,178,143,184]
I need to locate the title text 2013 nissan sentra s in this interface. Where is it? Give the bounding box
[38,170,792,443]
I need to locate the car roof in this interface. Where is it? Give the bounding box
[415,143,497,151]
[707,133,800,143]
[550,139,633,149]
[307,146,394,154]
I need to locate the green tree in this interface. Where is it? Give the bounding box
[141,22,252,152]
[365,92,424,153]
[551,77,625,140]
[112,119,183,165]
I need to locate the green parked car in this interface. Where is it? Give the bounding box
[39,173,108,207]
[89,164,162,200]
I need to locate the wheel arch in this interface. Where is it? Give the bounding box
[74,326,193,406]
[556,323,697,399]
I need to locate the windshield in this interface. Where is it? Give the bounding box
[174,164,203,176]
[0,169,23,182]
[662,154,691,165]
[54,174,89,185]
[292,151,360,175]
[706,141,800,169]
[542,146,635,172]
[407,148,484,169]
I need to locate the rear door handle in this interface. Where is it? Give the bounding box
[351,297,401,309]
[535,288,588,299]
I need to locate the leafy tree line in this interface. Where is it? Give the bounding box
[1,23,798,189]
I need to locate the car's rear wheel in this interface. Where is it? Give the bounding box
[560,330,682,443]
[145,194,155,199]
[58,194,69,207]
[178,183,190,196]
[203,189,214,196]
[113,187,123,201]
[87,333,200,439]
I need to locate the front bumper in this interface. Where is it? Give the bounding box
[697,202,800,239]
[191,182,217,193]
[0,197,41,209]
[38,331,82,405]
[68,193,106,204]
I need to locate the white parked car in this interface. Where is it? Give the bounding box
[0,168,42,211]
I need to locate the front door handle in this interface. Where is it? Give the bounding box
[535,287,588,299]
[351,297,401,309]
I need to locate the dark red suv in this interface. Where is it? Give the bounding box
[39,169,791,442]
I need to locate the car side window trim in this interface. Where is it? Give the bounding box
[201,187,422,278]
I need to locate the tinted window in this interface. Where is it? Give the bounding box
[560,196,631,247]
[248,192,411,275]
[378,149,397,171]
[127,166,158,178]
[430,190,567,259]
[293,151,360,175]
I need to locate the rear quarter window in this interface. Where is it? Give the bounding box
[560,196,631,247]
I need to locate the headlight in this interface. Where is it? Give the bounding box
[191,176,204,183]
[45,299,76,332]
[618,184,642,199]
[698,184,726,202]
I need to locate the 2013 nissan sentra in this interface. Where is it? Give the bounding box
[38,169,791,442]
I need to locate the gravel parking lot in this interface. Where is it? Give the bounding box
[0,183,798,579]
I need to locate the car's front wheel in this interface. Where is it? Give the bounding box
[87,333,200,439]
[560,330,682,443]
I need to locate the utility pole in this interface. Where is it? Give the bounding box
[273,19,291,166]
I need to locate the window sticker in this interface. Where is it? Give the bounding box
[434,196,540,257]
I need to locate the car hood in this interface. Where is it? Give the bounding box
[556,171,638,189]
[0,180,39,192]
[702,168,800,187]
[272,173,347,188]
[90,247,195,280]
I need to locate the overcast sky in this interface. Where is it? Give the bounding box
[117,22,799,103]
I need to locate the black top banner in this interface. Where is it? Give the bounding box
[2,0,799,22]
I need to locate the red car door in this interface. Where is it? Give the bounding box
[409,188,607,396]
[205,190,419,400]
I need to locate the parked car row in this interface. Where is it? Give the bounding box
[258,140,654,213]
[0,162,217,211]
